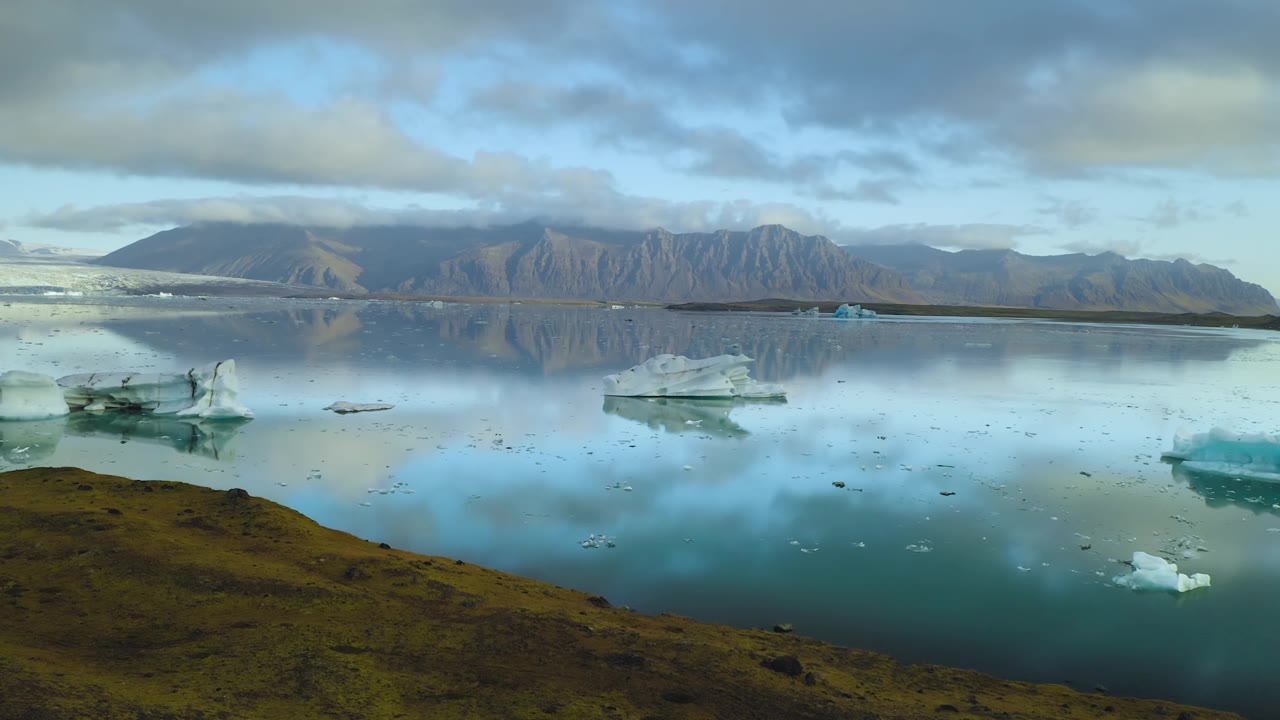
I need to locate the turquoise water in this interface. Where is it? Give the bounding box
[3,297,1279,717]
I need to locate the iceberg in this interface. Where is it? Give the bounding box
[1161,428,1280,483]
[791,307,820,317]
[325,401,395,414]
[602,354,786,399]
[834,303,877,319]
[1113,551,1211,593]
[0,370,70,420]
[57,359,253,419]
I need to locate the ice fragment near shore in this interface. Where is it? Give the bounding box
[1113,551,1210,593]
[602,354,785,399]
[1162,428,1280,483]
[58,360,252,419]
[0,370,70,420]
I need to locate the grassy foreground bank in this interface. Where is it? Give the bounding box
[668,299,1280,330]
[0,467,1238,720]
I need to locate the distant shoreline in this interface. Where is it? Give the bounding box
[667,299,1280,330]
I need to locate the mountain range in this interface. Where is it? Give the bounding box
[845,244,1278,315]
[87,222,1279,314]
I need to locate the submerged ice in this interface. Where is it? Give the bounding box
[1113,551,1211,593]
[602,354,785,399]
[1162,428,1280,483]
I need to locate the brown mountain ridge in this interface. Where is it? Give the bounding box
[93,222,1277,313]
[95,222,921,304]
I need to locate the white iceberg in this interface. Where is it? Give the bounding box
[602,353,786,399]
[1113,551,1210,593]
[58,359,253,419]
[0,370,71,420]
[324,401,395,414]
[835,303,877,319]
[1161,428,1280,483]
[791,306,820,317]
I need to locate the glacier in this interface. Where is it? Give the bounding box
[58,359,253,419]
[602,354,786,399]
[0,370,71,420]
[1113,551,1211,593]
[1161,428,1280,483]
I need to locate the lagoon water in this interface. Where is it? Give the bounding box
[3,296,1279,717]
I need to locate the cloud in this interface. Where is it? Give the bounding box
[22,194,844,240]
[1037,198,1098,229]
[838,223,1047,250]
[1140,199,1206,229]
[468,80,915,191]
[1059,239,1144,258]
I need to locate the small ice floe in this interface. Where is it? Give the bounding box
[602,354,785,399]
[1162,428,1280,483]
[799,547,819,554]
[580,532,616,549]
[791,306,820,317]
[682,464,694,471]
[324,401,395,414]
[605,482,633,491]
[905,541,933,553]
[1112,551,1211,593]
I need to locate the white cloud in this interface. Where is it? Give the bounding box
[839,223,1047,250]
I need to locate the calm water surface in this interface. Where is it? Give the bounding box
[3,297,1279,717]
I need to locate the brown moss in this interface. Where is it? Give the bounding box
[0,467,1242,720]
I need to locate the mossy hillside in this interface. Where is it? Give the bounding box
[0,467,1240,720]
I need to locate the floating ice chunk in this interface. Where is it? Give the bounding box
[834,303,878,319]
[1162,428,1280,483]
[324,401,395,414]
[0,370,70,420]
[791,306,820,317]
[601,353,785,399]
[1113,551,1211,593]
[58,359,252,419]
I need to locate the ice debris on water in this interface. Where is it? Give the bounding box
[905,541,933,553]
[1162,428,1280,483]
[602,354,785,399]
[1112,551,1211,593]
[580,533,616,549]
[325,401,395,414]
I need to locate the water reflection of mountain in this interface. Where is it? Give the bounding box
[82,299,1274,379]
[0,414,249,463]
[602,397,752,438]
[1169,461,1280,515]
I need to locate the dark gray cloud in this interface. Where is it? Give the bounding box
[838,223,1047,250]
[2,0,1279,224]
[468,80,914,191]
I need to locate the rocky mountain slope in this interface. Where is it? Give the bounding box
[845,244,1279,315]
[94,223,923,303]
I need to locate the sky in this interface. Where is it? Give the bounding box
[1,1,1277,292]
